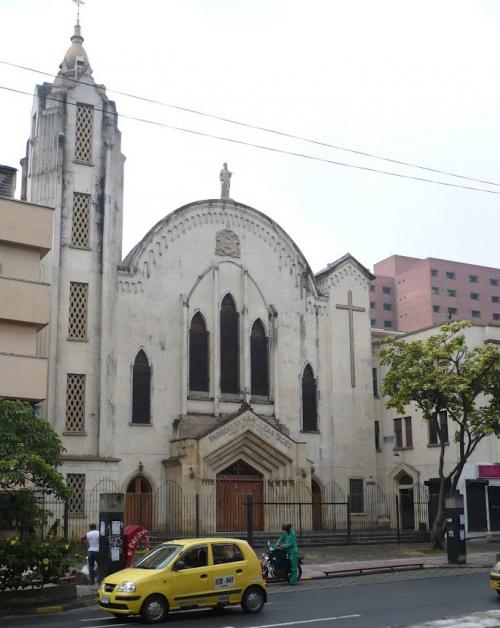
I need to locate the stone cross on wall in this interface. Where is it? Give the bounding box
[335,290,366,388]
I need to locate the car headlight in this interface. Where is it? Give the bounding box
[117,581,136,592]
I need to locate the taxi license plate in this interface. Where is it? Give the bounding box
[101,594,110,604]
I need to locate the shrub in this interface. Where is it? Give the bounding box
[0,537,70,590]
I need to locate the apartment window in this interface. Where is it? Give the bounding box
[446,271,456,280]
[372,368,378,397]
[370,318,376,327]
[383,303,392,311]
[471,310,481,319]
[71,192,91,248]
[447,289,457,298]
[448,307,458,316]
[491,278,499,287]
[431,268,438,277]
[349,479,364,514]
[68,282,88,340]
[469,275,478,283]
[432,286,440,295]
[429,410,449,446]
[370,285,375,292]
[493,313,500,321]
[384,320,393,329]
[492,296,500,304]
[470,292,479,301]
[65,374,86,433]
[374,420,381,451]
[433,305,440,313]
[370,301,375,309]
[74,103,94,163]
[66,473,85,518]
[382,286,392,295]
[394,416,413,449]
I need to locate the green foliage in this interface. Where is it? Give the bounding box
[0,536,71,590]
[380,321,500,449]
[0,400,69,500]
[380,321,500,547]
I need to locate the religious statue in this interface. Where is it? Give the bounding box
[220,162,232,199]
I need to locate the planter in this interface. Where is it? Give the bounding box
[0,582,77,610]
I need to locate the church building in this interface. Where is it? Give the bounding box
[22,21,500,541]
[21,22,378,534]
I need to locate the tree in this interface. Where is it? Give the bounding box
[380,321,500,549]
[0,400,70,534]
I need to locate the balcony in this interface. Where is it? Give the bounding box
[0,352,48,402]
[0,276,50,328]
[0,197,53,256]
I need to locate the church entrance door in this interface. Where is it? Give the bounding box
[125,476,153,531]
[216,460,263,532]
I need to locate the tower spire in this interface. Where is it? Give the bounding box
[73,0,85,27]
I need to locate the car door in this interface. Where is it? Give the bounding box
[167,544,211,610]
[209,542,248,605]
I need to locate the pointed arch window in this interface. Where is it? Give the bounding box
[132,350,151,424]
[251,319,269,397]
[302,364,318,431]
[189,312,209,392]
[220,294,239,394]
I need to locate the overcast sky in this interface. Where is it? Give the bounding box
[2,0,500,273]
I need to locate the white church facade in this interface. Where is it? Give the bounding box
[19,23,500,538]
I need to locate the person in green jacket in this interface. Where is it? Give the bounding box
[276,522,299,585]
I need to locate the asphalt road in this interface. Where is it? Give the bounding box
[2,569,499,628]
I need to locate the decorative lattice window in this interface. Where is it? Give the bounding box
[66,373,86,433]
[66,473,85,517]
[74,103,93,163]
[68,282,88,339]
[71,192,90,248]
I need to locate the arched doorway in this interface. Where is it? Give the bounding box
[216,460,263,532]
[312,480,323,530]
[125,476,153,531]
[396,472,415,530]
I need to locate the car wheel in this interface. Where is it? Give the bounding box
[241,586,265,614]
[140,594,168,623]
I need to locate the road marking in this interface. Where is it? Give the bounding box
[78,624,128,628]
[248,615,361,627]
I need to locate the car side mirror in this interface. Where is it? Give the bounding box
[173,559,187,571]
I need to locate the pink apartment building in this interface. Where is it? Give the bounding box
[370,255,500,332]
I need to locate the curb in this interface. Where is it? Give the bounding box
[0,595,97,617]
[268,563,491,584]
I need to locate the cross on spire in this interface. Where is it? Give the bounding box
[72,0,85,26]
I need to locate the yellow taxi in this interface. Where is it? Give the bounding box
[98,537,267,623]
[490,560,500,595]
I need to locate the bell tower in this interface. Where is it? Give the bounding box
[21,18,125,464]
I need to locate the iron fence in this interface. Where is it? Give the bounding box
[36,478,430,545]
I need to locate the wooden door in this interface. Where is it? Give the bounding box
[400,488,415,530]
[125,476,153,531]
[312,480,323,530]
[216,475,263,532]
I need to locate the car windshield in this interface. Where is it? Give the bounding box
[134,544,182,569]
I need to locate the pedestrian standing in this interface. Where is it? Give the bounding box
[84,523,100,585]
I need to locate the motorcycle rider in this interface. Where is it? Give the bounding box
[276,522,299,585]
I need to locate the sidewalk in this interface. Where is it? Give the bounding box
[298,539,499,579]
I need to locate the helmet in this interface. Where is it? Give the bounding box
[281,522,292,532]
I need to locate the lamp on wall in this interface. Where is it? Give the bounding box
[138,461,144,473]
[189,466,195,479]
[301,469,307,479]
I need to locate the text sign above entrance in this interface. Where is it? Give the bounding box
[478,464,500,479]
[207,413,294,451]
